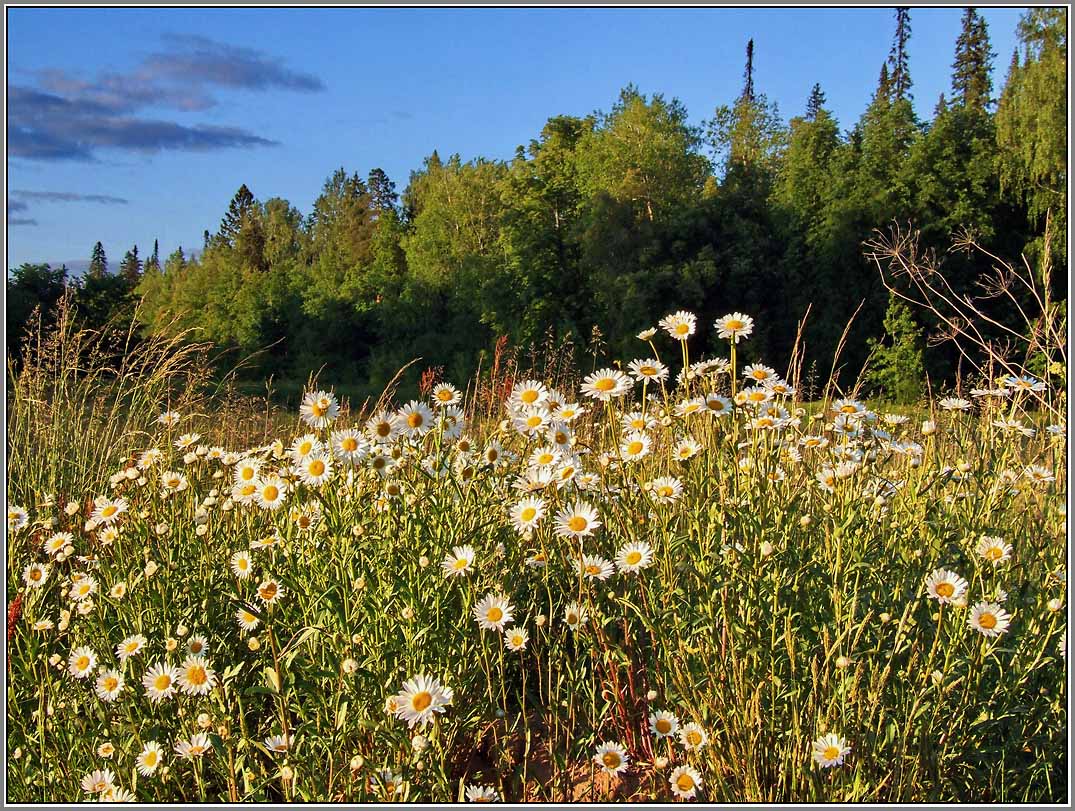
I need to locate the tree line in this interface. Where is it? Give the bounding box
[7,9,1066,402]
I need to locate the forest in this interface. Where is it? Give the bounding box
[6,8,1067,403]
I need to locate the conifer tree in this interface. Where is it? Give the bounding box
[743,39,756,101]
[805,83,827,121]
[952,8,995,111]
[88,241,108,279]
[888,8,913,101]
[219,184,256,246]
[119,245,142,284]
[145,239,161,273]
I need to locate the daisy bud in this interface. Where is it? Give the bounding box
[411,734,428,752]
[65,501,80,516]
[921,420,936,436]
[280,766,294,781]
[951,595,967,609]
[342,658,359,674]
[818,721,827,734]
[879,612,891,624]
[197,713,212,729]
[957,460,972,474]
[350,755,364,772]
[931,670,943,687]
[63,545,74,557]
[165,638,178,652]
[535,614,547,627]
[48,653,62,667]
[196,525,208,537]
[1047,598,1063,612]
[800,515,813,528]
[248,637,261,651]
[401,606,414,620]
[646,690,658,701]
[145,561,159,577]
[213,470,224,479]
[418,556,430,568]
[13,747,23,759]
[873,496,886,508]
[760,542,774,557]
[137,477,148,487]
[222,499,234,511]
[125,467,139,480]
[835,656,851,669]
[218,725,229,739]
[415,760,426,771]
[654,756,669,769]
[154,523,169,536]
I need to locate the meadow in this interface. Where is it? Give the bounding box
[5,303,1067,803]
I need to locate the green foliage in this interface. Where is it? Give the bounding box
[12,14,1063,399]
[995,8,1067,265]
[864,295,925,404]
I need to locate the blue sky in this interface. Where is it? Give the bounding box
[6,6,1027,270]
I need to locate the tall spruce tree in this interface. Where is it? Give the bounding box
[119,245,142,284]
[743,39,756,101]
[952,8,995,111]
[367,168,399,217]
[805,83,827,121]
[888,8,913,101]
[145,239,161,273]
[219,184,256,246]
[88,241,108,278]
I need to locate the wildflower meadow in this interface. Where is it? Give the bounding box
[5,304,1067,803]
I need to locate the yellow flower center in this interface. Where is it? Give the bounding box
[656,719,672,734]
[985,547,1003,561]
[594,378,616,392]
[311,402,326,417]
[512,634,524,646]
[840,405,857,414]
[487,449,498,461]
[342,438,358,452]
[625,551,642,565]
[676,773,695,791]
[154,674,172,691]
[308,459,326,477]
[144,751,158,767]
[407,413,424,429]
[686,731,701,746]
[538,454,554,465]
[658,487,673,498]
[627,441,644,455]
[187,666,208,686]
[453,558,469,570]
[240,484,256,496]
[726,320,744,331]
[568,516,588,532]
[675,323,690,335]
[487,607,503,623]
[125,643,139,653]
[102,676,118,691]
[936,582,954,598]
[521,507,537,522]
[262,485,279,502]
[299,441,313,455]
[979,612,997,629]
[526,416,543,428]
[411,691,432,711]
[377,422,391,437]
[102,505,117,518]
[260,583,278,600]
[30,569,42,581]
[602,752,621,768]
[823,745,840,761]
[640,366,656,376]
[748,392,766,403]
[566,612,579,625]
[521,390,539,404]
[586,565,601,576]
[75,656,90,670]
